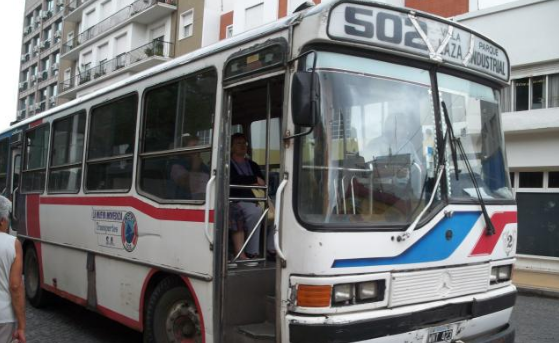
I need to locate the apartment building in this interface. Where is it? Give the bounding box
[17,0,65,122]
[58,0,182,102]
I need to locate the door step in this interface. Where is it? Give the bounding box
[236,322,275,341]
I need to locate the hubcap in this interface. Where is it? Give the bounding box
[165,300,201,343]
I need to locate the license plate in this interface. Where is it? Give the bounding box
[426,325,454,343]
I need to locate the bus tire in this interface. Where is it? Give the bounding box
[24,246,50,308]
[144,276,202,343]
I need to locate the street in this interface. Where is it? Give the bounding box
[23,293,558,342]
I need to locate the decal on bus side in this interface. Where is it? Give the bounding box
[92,208,138,251]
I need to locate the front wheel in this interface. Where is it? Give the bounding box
[144,277,202,343]
[24,246,50,308]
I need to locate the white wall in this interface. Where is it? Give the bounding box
[456,0,559,67]
[506,132,559,169]
[232,0,278,35]
[201,0,222,47]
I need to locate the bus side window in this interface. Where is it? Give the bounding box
[22,124,50,194]
[48,111,86,193]
[0,138,9,195]
[86,94,138,192]
[139,69,217,202]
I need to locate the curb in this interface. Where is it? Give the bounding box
[516,286,559,299]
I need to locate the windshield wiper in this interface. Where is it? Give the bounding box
[441,101,496,236]
[398,101,495,242]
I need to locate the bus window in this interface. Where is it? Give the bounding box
[22,125,50,193]
[86,94,137,192]
[0,139,8,194]
[139,69,217,201]
[48,111,86,193]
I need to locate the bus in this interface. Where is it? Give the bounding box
[1,1,517,342]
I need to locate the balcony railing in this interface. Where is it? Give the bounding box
[60,40,173,93]
[62,0,176,54]
[65,0,93,16]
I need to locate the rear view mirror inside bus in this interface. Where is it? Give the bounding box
[291,71,320,128]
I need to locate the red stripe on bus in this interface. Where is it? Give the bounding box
[39,196,215,223]
[181,275,206,343]
[29,119,43,128]
[43,283,142,331]
[97,305,142,331]
[27,195,41,238]
[469,211,517,256]
[43,284,88,307]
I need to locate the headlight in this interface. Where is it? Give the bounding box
[356,281,380,301]
[333,284,353,304]
[332,280,385,306]
[497,265,512,281]
[491,264,513,284]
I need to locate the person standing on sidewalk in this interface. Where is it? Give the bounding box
[0,196,25,343]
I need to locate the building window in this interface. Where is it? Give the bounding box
[245,3,264,31]
[549,172,559,188]
[226,25,233,38]
[519,172,543,188]
[550,74,559,108]
[508,73,559,112]
[514,78,529,111]
[531,76,546,109]
[180,9,194,39]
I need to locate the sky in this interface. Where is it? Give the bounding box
[0,1,25,132]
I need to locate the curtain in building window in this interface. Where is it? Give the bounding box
[500,86,511,112]
[549,73,559,108]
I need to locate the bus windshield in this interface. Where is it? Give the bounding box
[296,52,513,228]
[438,73,513,201]
[297,52,439,227]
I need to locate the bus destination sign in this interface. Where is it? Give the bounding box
[327,2,509,82]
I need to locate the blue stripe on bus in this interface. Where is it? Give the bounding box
[332,212,481,268]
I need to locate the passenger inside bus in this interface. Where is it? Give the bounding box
[167,136,210,200]
[229,133,265,260]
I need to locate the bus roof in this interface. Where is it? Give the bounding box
[5,0,509,135]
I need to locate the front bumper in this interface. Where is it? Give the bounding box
[288,288,516,343]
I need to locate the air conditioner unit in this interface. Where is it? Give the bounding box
[18,82,25,90]
[21,54,27,62]
[33,46,39,53]
[40,10,49,19]
[57,0,64,6]
[52,63,59,71]
[54,30,61,38]
[32,74,38,82]
[50,96,57,105]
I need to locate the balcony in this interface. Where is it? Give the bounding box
[62,0,176,59]
[60,40,173,98]
[64,0,94,21]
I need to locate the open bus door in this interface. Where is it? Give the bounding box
[8,132,22,235]
[218,75,284,343]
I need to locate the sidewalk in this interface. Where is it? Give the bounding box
[513,268,559,298]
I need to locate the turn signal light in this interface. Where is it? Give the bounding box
[297,284,332,307]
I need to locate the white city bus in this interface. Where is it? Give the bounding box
[1,1,517,342]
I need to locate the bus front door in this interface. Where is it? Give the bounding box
[220,76,284,343]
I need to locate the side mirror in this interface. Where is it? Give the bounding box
[291,71,320,128]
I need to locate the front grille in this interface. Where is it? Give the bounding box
[389,264,490,307]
